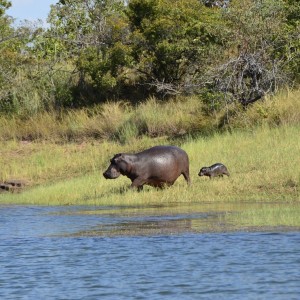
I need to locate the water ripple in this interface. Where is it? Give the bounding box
[0,205,299,299]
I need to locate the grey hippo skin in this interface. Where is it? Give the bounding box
[198,163,230,179]
[103,145,191,190]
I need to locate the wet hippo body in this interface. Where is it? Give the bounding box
[198,163,230,178]
[103,146,190,190]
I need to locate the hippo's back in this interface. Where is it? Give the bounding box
[135,145,190,185]
[210,163,230,176]
[138,145,185,155]
[137,146,188,165]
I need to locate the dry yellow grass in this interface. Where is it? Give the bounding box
[1,88,300,143]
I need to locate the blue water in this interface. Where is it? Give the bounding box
[0,206,299,299]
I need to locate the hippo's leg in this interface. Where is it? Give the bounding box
[130,178,145,191]
[182,170,191,185]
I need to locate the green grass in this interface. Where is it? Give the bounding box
[1,125,299,206]
[227,204,300,228]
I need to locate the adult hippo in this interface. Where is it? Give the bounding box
[103,145,190,190]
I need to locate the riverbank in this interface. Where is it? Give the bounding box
[0,124,299,206]
[1,88,300,229]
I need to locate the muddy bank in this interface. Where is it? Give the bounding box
[0,179,27,193]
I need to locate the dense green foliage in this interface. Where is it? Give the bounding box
[0,0,299,121]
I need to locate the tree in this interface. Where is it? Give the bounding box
[282,0,300,82]
[202,0,297,108]
[202,0,229,8]
[0,0,11,17]
[46,0,225,101]
[47,0,130,102]
[0,0,18,113]
[126,0,224,96]
[0,0,65,115]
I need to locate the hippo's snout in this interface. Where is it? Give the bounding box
[103,171,110,179]
[198,167,208,177]
[103,170,116,179]
[103,165,121,179]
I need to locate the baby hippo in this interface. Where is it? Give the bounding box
[198,163,230,179]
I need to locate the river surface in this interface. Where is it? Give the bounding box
[0,205,299,299]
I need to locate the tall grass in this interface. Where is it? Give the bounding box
[1,88,299,143]
[0,97,201,142]
[1,88,300,143]
[225,88,300,129]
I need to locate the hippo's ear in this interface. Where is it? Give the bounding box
[115,154,130,174]
[111,153,123,163]
[116,154,125,161]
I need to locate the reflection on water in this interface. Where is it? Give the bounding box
[0,204,299,299]
[55,202,300,237]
